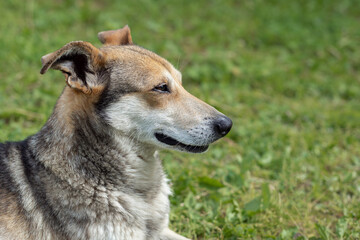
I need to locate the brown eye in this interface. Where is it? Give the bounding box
[152,83,170,93]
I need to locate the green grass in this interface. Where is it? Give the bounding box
[0,0,359,239]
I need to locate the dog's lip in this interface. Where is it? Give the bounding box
[155,133,209,153]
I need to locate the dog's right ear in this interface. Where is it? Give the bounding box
[97,25,133,46]
[40,41,104,94]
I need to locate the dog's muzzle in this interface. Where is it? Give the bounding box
[154,115,232,153]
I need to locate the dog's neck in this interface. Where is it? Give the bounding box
[31,90,163,194]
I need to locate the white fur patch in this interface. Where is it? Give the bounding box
[105,91,219,152]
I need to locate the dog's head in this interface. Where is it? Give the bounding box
[40,26,232,153]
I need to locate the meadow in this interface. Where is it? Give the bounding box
[0,0,359,239]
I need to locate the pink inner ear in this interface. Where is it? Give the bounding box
[98,25,133,46]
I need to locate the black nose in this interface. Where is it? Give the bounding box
[213,116,232,137]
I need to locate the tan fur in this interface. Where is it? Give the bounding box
[101,47,177,89]
[98,25,133,46]
[55,85,104,131]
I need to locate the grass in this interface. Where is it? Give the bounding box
[0,0,359,239]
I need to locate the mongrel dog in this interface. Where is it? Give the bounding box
[0,25,232,240]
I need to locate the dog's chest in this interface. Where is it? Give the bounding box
[69,181,171,240]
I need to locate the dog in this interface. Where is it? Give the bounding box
[0,25,232,240]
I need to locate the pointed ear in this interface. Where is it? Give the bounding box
[97,25,133,46]
[40,41,104,94]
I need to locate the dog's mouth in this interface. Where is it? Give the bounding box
[155,133,209,153]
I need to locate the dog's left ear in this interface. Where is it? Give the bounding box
[97,25,133,46]
[40,41,104,94]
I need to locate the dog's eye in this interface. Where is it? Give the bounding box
[153,83,170,93]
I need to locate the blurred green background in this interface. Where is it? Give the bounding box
[0,0,359,239]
